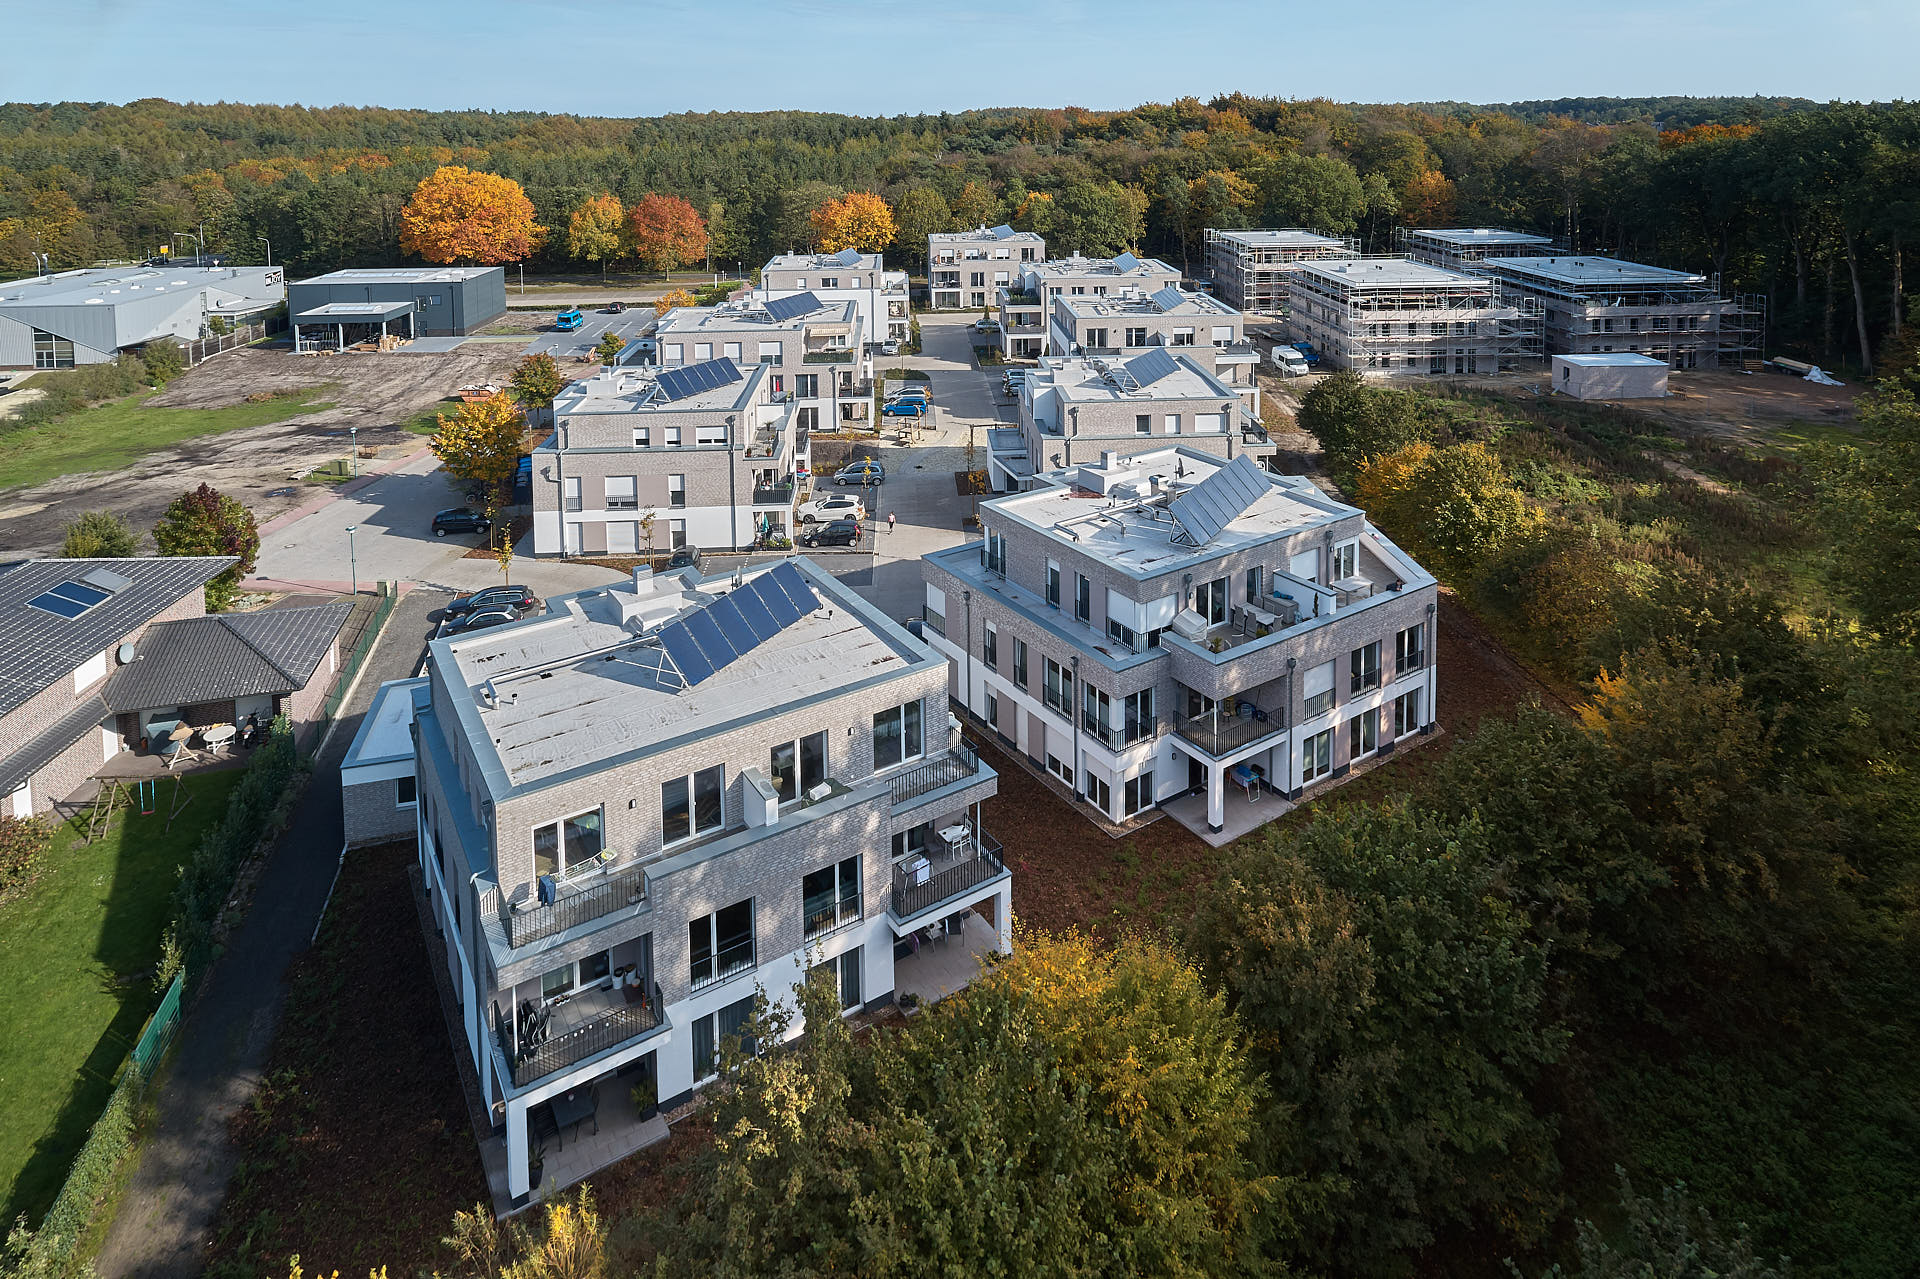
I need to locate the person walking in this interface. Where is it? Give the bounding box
[887,511,897,535]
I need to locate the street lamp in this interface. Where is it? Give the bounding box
[349,425,359,479]
[345,525,358,597]
[258,236,272,267]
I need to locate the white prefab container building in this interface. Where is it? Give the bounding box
[1551,352,1670,400]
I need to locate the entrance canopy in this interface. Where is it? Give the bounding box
[293,300,417,323]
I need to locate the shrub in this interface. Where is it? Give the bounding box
[60,509,140,558]
[0,813,53,897]
[142,337,186,384]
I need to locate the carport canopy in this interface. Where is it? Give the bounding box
[292,300,418,323]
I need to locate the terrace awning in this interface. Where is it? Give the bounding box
[292,300,416,323]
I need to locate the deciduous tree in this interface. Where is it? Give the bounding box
[61,509,140,558]
[950,178,1002,229]
[1356,440,1537,582]
[808,192,895,253]
[430,393,527,501]
[565,193,625,279]
[152,483,259,611]
[1295,369,1430,469]
[624,194,707,274]
[507,353,564,412]
[398,166,546,265]
[1810,377,1920,644]
[592,330,626,365]
[890,185,951,270]
[651,287,694,317]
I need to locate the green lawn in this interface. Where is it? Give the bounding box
[0,387,335,492]
[0,771,242,1227]
[402,405,449,435]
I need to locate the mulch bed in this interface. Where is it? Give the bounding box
[954,470,989,496]
[460,515,533,560]
[207,842,487,1278]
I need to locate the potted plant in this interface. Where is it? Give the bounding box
[898,992,922,1018]
[631,1077,658,1121]
[530,1141,546,1191]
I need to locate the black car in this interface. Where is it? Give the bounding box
[432,507,491,537]
[605,301,628,314]
[446,585,539,618]
[666,546,703,573]
[801,519,861,548]
[444,607,517,636]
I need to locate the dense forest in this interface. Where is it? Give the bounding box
[0,94,1914,371]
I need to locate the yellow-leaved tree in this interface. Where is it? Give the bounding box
[430,393,528,501]
[651,288,695,317]
[808,192,896,253]
[1355,440,1538,582]
[565,193,626,279]
[399,166,546,265]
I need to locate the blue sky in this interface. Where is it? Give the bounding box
[15,0,1915,115]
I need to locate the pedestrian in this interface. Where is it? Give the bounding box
[887,511,897,535]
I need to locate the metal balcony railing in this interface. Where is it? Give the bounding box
[753,484,795,505]
[888,742,983,806]
[804,350,855,364]
[496,983,663,1088]
[497,863,649,949]
[891,830,1006,921]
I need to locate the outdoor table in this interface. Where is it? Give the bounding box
[202,724,237,754]
[937,824,971,857]
[550,1088,597,1145]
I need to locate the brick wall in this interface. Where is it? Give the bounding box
[343,776,415,848]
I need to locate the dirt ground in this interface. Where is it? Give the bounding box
[0,343,528,554]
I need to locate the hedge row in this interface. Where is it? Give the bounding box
[1,1066,138,1278]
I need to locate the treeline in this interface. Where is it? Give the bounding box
[1,96,1914,366]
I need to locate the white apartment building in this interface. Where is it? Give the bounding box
[1203,229,1353,314]
[345,560,1009,1208]
[922,448,1438,840]
[995,252,1183,359]
[1047,286,1262,418]
[641,294,873,435]
[758,249,911,344]
[929,225,1045,310]
[1284,257,1540,375]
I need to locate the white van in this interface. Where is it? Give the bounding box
[1269,346,1310,378]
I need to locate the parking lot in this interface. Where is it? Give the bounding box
[519,308,656,360]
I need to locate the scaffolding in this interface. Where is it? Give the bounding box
[1284,256,1542,374]
[1205,228,1356,314]
[1398,226,1561,271]
[1483,258,1762,369]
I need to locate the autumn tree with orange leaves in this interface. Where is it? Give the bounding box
[808,192,896,253]
[626,194,708,274]
[399,166,546,265]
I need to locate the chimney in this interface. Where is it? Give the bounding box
[631,565,655,595]
[1101,450,1118,470]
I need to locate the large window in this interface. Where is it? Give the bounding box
[533,808,603,879]
[1074,573,1091,624]
[808,947,864,1012]
[1082,683,1115,747]
[1124,770,1155,816]
[606,476,638,511]
[1350,707,1379,759]
[872,700,925,770]
[1012,638,1028,689]
[1124,688,1155,743]
[1394,688,1423,737]
[770,731,828,804]
[985,531,1007,576]
[803,856,862,938]
[1197,577,1228,627]
[1331,541,1358,581]
[1396,623,1425,674]
[689,899,755,988]
[1043,657,1073,716]
[32,329,74,370]
[982,623,998,670]
[692,993,758,1081]
[1302,729,1333,783]
[892,822,932,861]
[1349,641,1381,695]
[1046,560,1061,608]
[662,766,724,845]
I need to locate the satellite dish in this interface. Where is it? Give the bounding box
[116,643,136,665]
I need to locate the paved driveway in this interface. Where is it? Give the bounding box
[521,311,655,361]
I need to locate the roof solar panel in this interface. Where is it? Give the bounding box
[728,586,782,642]
[1167,455,1270,547]
[769,561,820,614]
[1112,251,1141,273]
[684,609,739,670]
[81,567,131,593]
[658,622,715,687]
[763,292,823,323]
[708,595,761,654]
[1124,348,1183,387]
[655,357,743,403]
[749,572,802,626]
[50,580,111,607]
[27,590,90,619]
[1150,284,1189,312]
[989,224,1015,239]
[831,248,862,267]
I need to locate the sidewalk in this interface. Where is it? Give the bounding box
[92,589,446,1279]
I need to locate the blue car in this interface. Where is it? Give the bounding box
[880,399,926,417]
[555,308,584,331]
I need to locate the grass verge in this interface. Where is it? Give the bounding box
[0,386,336,492]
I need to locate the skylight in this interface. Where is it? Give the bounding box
[27,580,113,619]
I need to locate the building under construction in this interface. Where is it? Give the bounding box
[1284,257,1540,376]
[1400,227,1558,271]
[1480,255,1763,369]
[1205,228,1353,313]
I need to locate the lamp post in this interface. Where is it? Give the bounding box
[258,236,272,268]
[345,525,359,597]
[349,425,359,479]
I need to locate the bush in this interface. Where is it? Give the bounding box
[4,1065,140,1278]
[0,814,53,898]
[141,337,186,384]
[60,509,140,558]
[0,356,150,434]
[1297,369,1431,470]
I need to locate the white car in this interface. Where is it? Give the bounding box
[880,340,901,356]
[797,493,867,524]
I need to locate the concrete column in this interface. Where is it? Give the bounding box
[506,1095,531,1199]
[994,886,1013,954]
[1206,763,1224,833]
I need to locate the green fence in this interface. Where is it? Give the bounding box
[129,973,183,1082]
[320,581,398,726]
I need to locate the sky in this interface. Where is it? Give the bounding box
[11,0,1916,116]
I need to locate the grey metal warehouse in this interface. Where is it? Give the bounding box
[0,265,284,368]
[285,266,507,350]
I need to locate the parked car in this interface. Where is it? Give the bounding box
[604,301,628,314]
[834,461,886,486]
[797,493,867,524]
[885,385,929,402]
[446,585,539,618]
[800,519,861,548]
[432,507,491,537]
[879,400,926,418]
[880,340,900,356]
[444,607,518,636]
[666,546,704,573]
[972,319,999,333]
[555,308,584,331]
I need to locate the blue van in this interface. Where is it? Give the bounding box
[555,308,584,331]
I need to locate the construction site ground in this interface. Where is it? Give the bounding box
[0,343,530,555]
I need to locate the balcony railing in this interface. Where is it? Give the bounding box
[804,350,855,364]
[923,609,945,637]
[891,830,1006,921]
[690,939,755,991]
[496,983,662,1088]
[752,483,795,505]
[889,742,982,807]
[498,863,648,949]
[1176,707,1286,756]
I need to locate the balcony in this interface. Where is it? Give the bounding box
[752,483,795,506]
[889,742,985,807]
[1175,706,1287,758]
[891,829,1006,922]
[497,862,648,950]
[495,981,663,1088]
[804,350,855,364]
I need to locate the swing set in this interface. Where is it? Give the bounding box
[82,773,192,844]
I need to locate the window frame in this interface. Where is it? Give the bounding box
[661,765,725,847]
[803,855,863,939]
[1350,641,1382,695]
[689,899,756,991]
[871,700,925,771]
[533,806,604,880]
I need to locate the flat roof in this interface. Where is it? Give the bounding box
[1483,255,1708,288]
[436,561,922,789]
[1209,229,1347,250]
[1412,227,1555,247]
[1024,254,1178,281]
[343,677,423,768]
[762,251,884,272]
[654,297,857,334]
[1038,354,1235,405]
[293,300,417,322]
[931,226,1044,243]
[553,359,762,415]
[1554,352,1671,367]
[1294,257,1489,288]
[0,265,280,311]
[1055,287,1238,319]
[984,447,1351,578]
[291,267,499,285]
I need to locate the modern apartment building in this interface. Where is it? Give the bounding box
[996,253,1182,359]
[643,294,872,435]
[387,559,1008,1206]
[1284,257,1540,375]
[928,225,1045,310]
[1480,254,1762,369]
[532,358,800,557]
[1203,229,1353,313]
[1047,286,1262,414]
[921,448,1438,839]
[758,249,911,344]
[1400,227,1557,271]
[991,351,1274,490]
